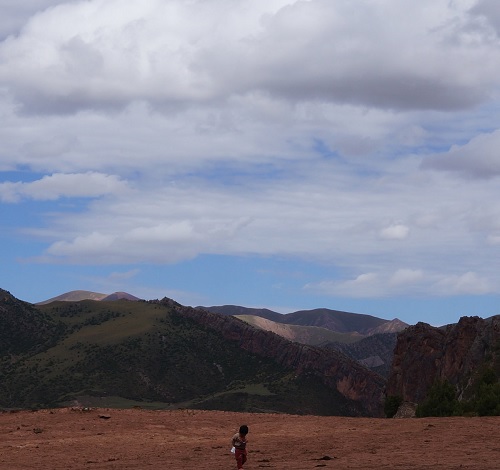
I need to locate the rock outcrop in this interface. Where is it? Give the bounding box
[393,401,417,418]
[386,315,500,403]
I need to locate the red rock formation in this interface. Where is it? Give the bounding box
[386,316,500,403]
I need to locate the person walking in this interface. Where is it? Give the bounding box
[231,425,249,470]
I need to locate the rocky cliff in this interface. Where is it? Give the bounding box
[165,299,386,416]
[386,315,500,403]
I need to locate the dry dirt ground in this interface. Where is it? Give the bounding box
[1,408,499,469]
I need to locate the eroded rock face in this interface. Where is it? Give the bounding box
[167,301,386,417]
[386,316,500,403]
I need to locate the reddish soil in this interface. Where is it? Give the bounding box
[1,408,499,469]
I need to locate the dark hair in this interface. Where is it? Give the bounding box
[239,425,249,435]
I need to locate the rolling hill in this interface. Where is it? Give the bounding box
[0,289,385,416]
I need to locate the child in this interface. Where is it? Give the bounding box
[231,424,249,470]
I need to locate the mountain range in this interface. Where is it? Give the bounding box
[2,289,499,417]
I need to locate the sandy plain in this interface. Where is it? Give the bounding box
[1,407,499,469]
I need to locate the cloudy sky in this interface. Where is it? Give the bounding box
[1,0,500,325]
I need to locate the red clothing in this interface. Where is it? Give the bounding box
[235,448,247,469]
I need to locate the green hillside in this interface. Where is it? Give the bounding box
[0,296,361,415]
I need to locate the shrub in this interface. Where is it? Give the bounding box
[384,395,403,418]
[466,368,500,416]
[416,380,460,417]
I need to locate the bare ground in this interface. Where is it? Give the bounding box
[1,408,499,469]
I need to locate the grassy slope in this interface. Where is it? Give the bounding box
[0,300,358,415]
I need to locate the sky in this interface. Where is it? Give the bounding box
[1,0,500,326]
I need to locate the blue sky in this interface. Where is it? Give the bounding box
[1,0,500,326]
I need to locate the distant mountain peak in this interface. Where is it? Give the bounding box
[367,318,409,335]
[36,290,140,305]
[101,292,141,302]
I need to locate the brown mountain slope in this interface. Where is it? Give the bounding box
[368,318,408,335]
[201,305,408,335]
[283,308,403,334]
[198,305,284,322]
[236,314,362,346]
[36,290,140,304]
[101,292,141,301]
[36,290,108,304]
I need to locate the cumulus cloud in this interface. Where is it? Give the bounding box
[422,129,500,179]
[0,0,499,114]
[0,172,128,202]
[0,1,75,39]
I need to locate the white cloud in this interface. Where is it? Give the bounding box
[0,172,128,202]
[18,165,497,279]
[44,232,116,263]
[0,1,75,39]
[305,269,498,298]
[304,273,382,298]
[433,271,494,295]
[389,269,424,286]
[379,224,410,240]
[1,0,499,114]
[2,0,500,304]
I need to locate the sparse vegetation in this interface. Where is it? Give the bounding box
[416,369,500,417]
[384,395,403,418]
[461,368,500,416]
[416,380,460,417]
